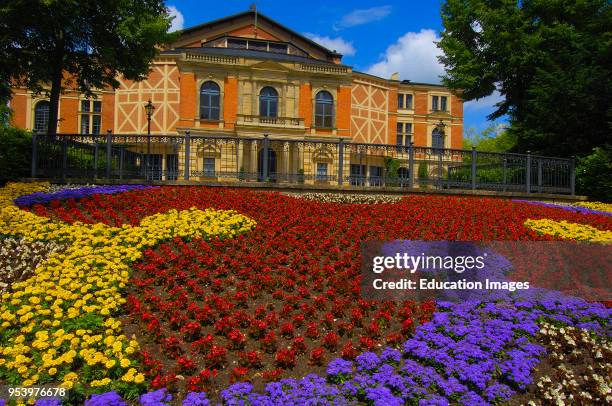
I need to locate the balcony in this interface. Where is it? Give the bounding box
[236,114,304,129]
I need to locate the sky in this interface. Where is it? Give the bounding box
[166,0,506,133]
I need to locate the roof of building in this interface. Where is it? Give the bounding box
[175,10,342,58]
[161,46,349,67]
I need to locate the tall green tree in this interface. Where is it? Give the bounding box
[438,0,611,157]
[0,0,176,135]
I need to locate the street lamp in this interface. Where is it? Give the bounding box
[144,100,155,180]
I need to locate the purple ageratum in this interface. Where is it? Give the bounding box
[14,185,156,207]
[34,399,62,406]
[85,391,126,406]
[355,352,381,372]
[182,392,210,406]
[139,389,173,406]
[327,358,353,376]
[514,200,611,216]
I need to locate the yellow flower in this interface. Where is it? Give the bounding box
[134,373,145,384]
[120,358,130,368]
[105,359,116,369]
[48,367,57,376]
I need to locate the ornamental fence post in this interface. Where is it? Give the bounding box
[93,138,99,180]
[570,157,576,196]
[537,158,543,193]
[184,130,190,180]
[337,138,344,186]
[105,130,113,179]
[526,151,531,193]
[408,142,414,189]
[437,150,443,189]
[502,157,507,192]
[61,136,68,182]
[262,134,269,182]
[31,132,37,178]
[471,147,477,190]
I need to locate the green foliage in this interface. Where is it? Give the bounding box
[0,127,31,185]
[384,157,400,186]
[462,125,517,153]
[439,0,611,157]
[576,146,612,201]
[1,0,177,133]
[418,163,428,179]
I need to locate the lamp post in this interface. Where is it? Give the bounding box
[144,100,155,180]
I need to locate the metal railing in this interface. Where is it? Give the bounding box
[30,132,575,195]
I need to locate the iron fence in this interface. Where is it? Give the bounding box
[30,132,575,195]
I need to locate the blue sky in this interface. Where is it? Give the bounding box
[166,0,505,133]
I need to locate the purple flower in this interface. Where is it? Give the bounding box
[34,399,62,406]
[355,352,380,372]
[182,392,210,406]
[139,389,172,406]
[327,358,353,376]
[85,391,126,406]
[14,185,156,207]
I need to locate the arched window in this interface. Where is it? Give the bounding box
[432,128,445,149]
[314,91,333,128]
[259,87,278,118]
[200,81,220,120]
[34,101,50,132]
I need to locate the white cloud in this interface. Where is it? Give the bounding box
[334,6,391,30]
[304,33,356,56]
[464,90,504,112]
[167,5,184,32]
[366,29,444,83]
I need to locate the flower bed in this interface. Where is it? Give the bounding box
[0,185,255,403]
[1,185,611,404]
[13,185,156,207]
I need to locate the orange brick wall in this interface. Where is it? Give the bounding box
[336,85,351,137]
[58,93,79,133]
[10,93,27,129]
[413,123,427,147]
[451,124,463,149]
[179,72,196,127]
[299,83,312,128]
[101,93,114,133]
[414,92,428,115]
[223,76,238,129]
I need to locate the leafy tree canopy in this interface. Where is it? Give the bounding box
[0,0,177,134]
[438,0,611,157]
[462,124,517,152]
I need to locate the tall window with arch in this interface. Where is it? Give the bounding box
[200,81,220,120]
[259,86,278,117]
[432,128,445,149]
[34,101,50,133]
[314,91,333,128]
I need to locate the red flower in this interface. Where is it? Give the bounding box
[205,345,227,368]
[275,348,296,369]
[309,347,325,366]
[230,366,250,383]
[323,332,340,351]
[227,329,246,350]
[341,341,359,360]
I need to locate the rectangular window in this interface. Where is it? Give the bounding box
[316,162,328,181]
[440,96,448,111]
[166,154,178,180]
[396,123,412,146]
[432,96,439,111]
[405,94,413,109]
[269,43,289,54]
[203,158,215,177]
[369,166,383,186]
[397,94,404,109]
[80,99,102,135]
[228,38,247,49]
[350,164,366,186]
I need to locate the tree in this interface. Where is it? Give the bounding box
[462,124,517,153]
[0,0,176,135]
[438,0,611,157]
